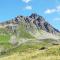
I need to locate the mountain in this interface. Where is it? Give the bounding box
[0,13,60,60]
[1,13,60,34]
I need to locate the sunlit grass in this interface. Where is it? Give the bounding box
[0,35,10,43]
[0,45,60,60]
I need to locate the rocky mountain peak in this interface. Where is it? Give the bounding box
[0,13,60,35]
[29,13,40,19]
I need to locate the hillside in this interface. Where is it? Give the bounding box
[0,13,60,60]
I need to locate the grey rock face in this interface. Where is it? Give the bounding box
[29,13,60,34]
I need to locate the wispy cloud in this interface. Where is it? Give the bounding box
[25,5,32,10]
[45,9,56,14]
[22,0,31,3]
[44,5,60,14]
[54,17,60,21]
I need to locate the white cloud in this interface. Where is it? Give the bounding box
[44,5,60,14]
[54,17,60,21]
[22,0,31,3]
[45,9,56,14]
[25,6,32,10]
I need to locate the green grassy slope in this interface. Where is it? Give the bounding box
[0,28,10,43]
[0,43,60,60]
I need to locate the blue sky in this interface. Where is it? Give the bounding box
[0,0,60,30]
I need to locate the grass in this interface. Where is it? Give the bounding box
[0,35,10,43]
[0,40,47,57]
[0,40,58,56]
[0,43,14,49]
[0,28,11,43]
[0,37,60,60]
[0,45,60,60]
